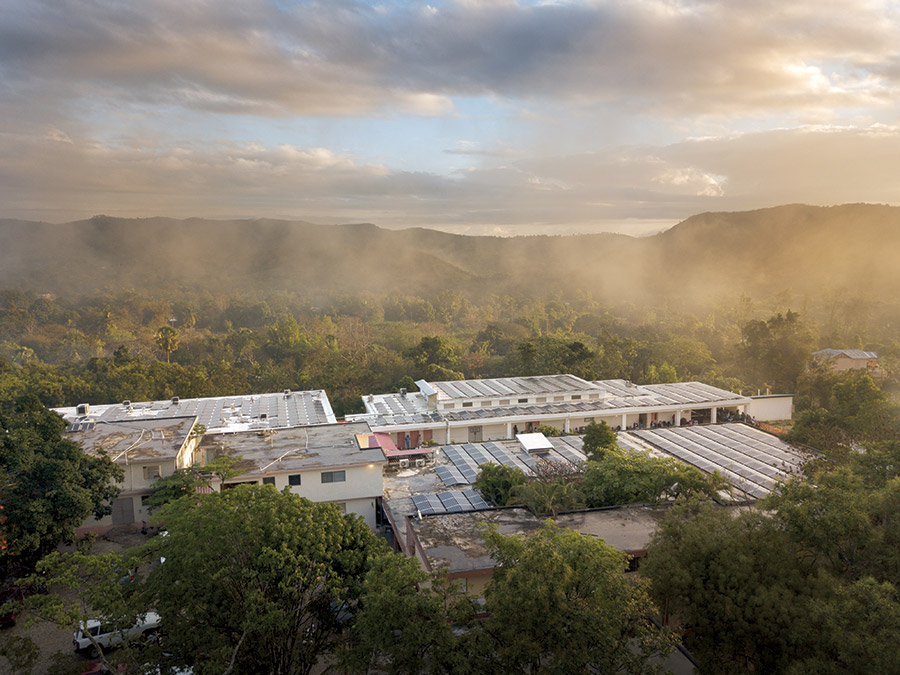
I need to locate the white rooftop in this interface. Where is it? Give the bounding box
[428,374,600,400]
[517,432,554,452]
[55,389,337,434]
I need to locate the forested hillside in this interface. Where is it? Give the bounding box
[3,204,900,310]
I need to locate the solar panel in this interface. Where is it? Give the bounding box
[548,438,587,465]
[462,488,490,510]
[633,427,774,499]
[434,465,468,487]
[412,488,493,516]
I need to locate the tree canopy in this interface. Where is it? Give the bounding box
[581,420,619,460]
[0,396,121,570]
[467,521,675,674]
[142,485,390,675]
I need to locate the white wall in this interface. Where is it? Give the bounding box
[262,463,383,506]
[747,396,794,422]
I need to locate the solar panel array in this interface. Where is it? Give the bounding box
[89,391,334,429]
[412,489,491,515]
[359,379,749,429]
[434,438,588,487]
[66,421,96,433]
[432,374,593,399]
[632,423,804,500]
[547,437,588,464]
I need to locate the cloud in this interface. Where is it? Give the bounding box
[3,124,899,233]
[2,0,898,121]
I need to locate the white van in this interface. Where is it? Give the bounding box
[73,611,160,658]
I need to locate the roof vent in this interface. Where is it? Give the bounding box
[367,395,374,402]
[399,388,407,398]
[171,396,180,405]
[283,389,291,397]
[259,412,268,420]
[122,400,131,408]
[625,381,633,388]
[76,403,90,416]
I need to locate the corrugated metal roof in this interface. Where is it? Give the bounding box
[813,348,879,360]
[351,381,751,429]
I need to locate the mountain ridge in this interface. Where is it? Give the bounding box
[2,204,898,307]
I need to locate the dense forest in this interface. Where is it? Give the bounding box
[3,204,900,673]
[0,283,897,417]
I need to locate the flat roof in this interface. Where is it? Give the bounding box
[626,423,808,500]
[381,437,588,532]
[517,432,554,452]
[66,417,195,463]
[409,505,668,574]
[430,374,599,400]
[54,389,336,432]
[199,421,385,477]
[352,380,751,429]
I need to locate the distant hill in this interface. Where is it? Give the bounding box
[2,204,898,307]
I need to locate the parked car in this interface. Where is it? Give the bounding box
[73,612,160,658]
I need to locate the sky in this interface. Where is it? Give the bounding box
[2,0,900,236]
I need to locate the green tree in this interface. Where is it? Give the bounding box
[0,396,121,570]
[508,480,583,517]
[740,310,814,393]
[786,577,900,675]
[340,555,471,674]
[144,468,206,513]
[25,549,152,666]
[467,521,675,673]
[154,325,179,363]
[644,500,810,674]
[581,420,618,460]
[143,486,388,675]
[474,463,528,506]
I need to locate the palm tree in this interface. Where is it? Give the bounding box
[154,326,179,363]
[510,480,583,517]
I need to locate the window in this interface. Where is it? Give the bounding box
[572,394,582,400]
[444,403,455,409]
[140,495,151,506]
[536,397,546,403]
[288,474,302,486]
[321,470,346,484]
[480,401,492,407]
[553,396,564,402]
[335,502,347,513]
[462,402,473,408]
[518,398,528,404]
[143,465,161,481]
[499,400,510,406]
[262,477,275,486]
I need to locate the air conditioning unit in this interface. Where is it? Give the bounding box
[415,458,426,468]
[76,403,90,416]
[398,459,410,469]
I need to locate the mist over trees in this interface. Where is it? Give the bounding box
[0,280,897,418]
[2,204,900,673]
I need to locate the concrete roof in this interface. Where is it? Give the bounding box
[409,505,668,575]
[199,421,385,478]
[66,417,195,463]
[54,389,336,433]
